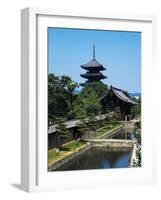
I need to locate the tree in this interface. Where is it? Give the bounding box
[131,103,141,119]
[55,118,70,149]
[61,75,79,110]
[48,73,79,124]
[84,82,108,98]
[76,116,89,139]
[70,86,102,119]
[87,115,98,138]
[48,74,68,122]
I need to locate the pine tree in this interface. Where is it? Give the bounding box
[77,116,89,139]
[87,115,98,138]
[55,118,69,149]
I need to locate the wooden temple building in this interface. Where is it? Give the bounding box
[80,45,106,86]
[100,85,137,121]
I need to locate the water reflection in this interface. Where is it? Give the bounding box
[54,147,131,171]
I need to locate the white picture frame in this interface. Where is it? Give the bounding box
[21,7,157,192]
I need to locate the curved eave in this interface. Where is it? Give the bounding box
[100,86,137,105]
[80,83,86,87]
[80,74,106,79]
[112,88,137,105]
[102,75,107,79]
[81,58,105,68]
[81,65,106,71]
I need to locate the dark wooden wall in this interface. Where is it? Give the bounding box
[48,127,77,150]
[101,90,132,120]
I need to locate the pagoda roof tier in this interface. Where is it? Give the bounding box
[80,83,86,87]
[80,72,106,79]
[81,58,106,71]
[80,81,104,87]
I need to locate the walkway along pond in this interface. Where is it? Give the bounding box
[48,121,137,171]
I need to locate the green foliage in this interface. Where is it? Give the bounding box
[55,118,70,148]
[76,116,89,139]
[48,73,78,124]
[48,74,108,122]
[84,82,108,98]
[86,104,100,116]
[63,140,82,151]
[70,86,102,119]
[131,103,141,118]
[61,75,79,109]
[135,121,141,145]
[87,115,98,138]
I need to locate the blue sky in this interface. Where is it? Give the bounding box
[48,28,141,93]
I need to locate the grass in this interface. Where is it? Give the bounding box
[96,123,122,138]
[48,148,57,163]
[62,140,82,151]
[48,140,85,164]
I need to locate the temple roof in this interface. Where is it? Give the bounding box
[80,72,106,79]
[80,45,106,70]
[81,58,106,71]
[101,86,137,104]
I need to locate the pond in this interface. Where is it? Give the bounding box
[53,147,132,171]
[52,127,134,171]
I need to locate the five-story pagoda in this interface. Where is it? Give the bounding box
[80,45,106,86]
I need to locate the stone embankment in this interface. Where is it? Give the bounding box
[83,139,134,149]
[48,144,91,171]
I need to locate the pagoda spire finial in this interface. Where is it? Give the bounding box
[93,43,95,59]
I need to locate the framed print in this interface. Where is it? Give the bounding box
[21,8,156,192]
